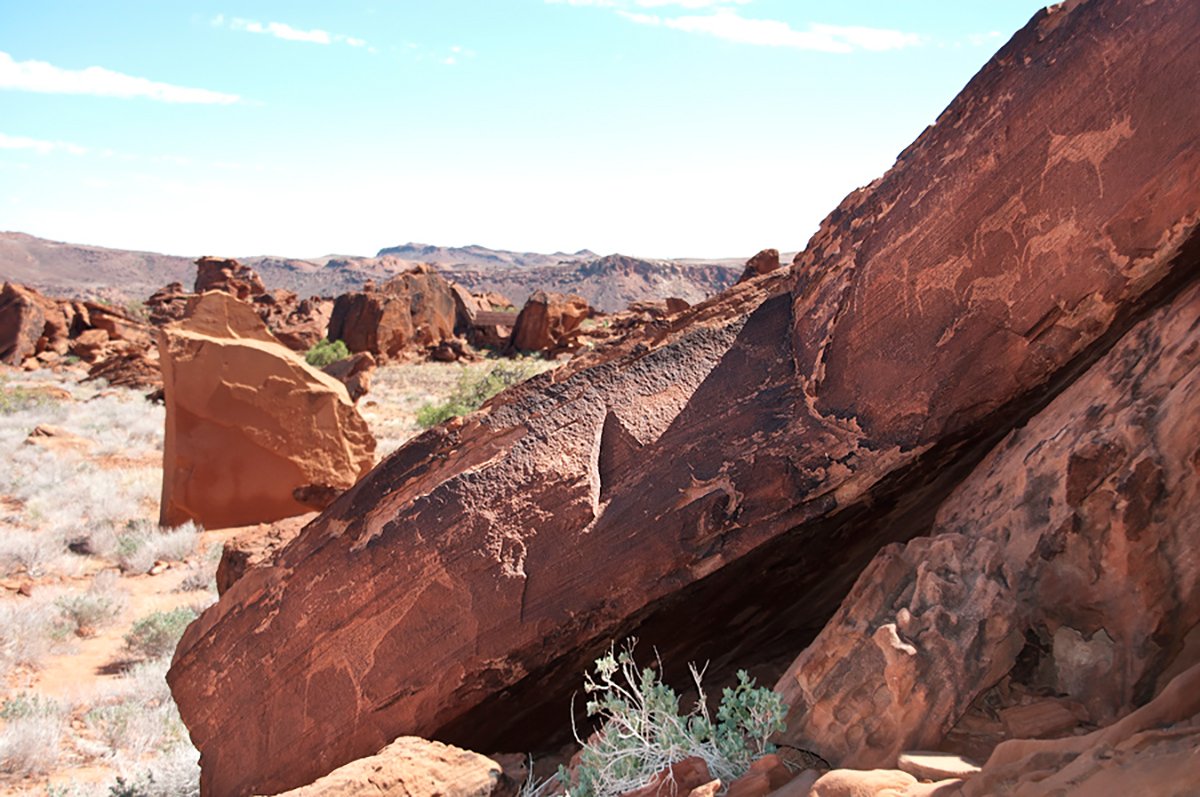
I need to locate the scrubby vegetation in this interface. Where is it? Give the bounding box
[123,606,201,661]
[304,337,351,368]
[560,643,787,797]
[416,359,547,428]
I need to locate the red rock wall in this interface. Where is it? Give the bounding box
[168,2,1200,794]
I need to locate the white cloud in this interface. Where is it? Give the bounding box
[226,17,368,48]
[0,132,87,155]
[636,0,752,7]
[968,31,1002,46]
[623,9,922,53]
[0,51,241,104]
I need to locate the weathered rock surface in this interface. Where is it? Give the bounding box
[255,291,333,353]
[0,283,66,365]
[736,249,780,285]
[508,290,591,353]
[168,2,1200,795]
[957,663,1200,797]
[194,256,266,300]
[215,513,317,597]
[776,272,1200,768]
[263,736,501,797]
[321,352,376,403]
[158,292,374,530]
[328,265,457,361]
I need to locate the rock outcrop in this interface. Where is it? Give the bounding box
[775,275,1200,767]
[158,292,375,530]
[328,265,458,361]
[168,2,1200,795]
[735,249,780,284]
[265,737,500,797]
[508,290,591,353]
[194,256,267,300]
[0,282,67,365]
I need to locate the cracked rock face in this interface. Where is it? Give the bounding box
[158,292,375,530]
[169,1,1200,795]
[776,277,1200,767]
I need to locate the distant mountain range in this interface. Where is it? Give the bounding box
[0,233,782,313]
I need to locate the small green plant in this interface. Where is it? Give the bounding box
[416,361,544,428]
[558,643,787,797]
[107,774,152,797]
[123,606,199,660]
[305,338,351,367]
[0,691,58,722]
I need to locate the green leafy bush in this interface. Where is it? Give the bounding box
[123,607,199,660]
[416,361,544,428]
[559,643,787,797]
[305,338,351,368]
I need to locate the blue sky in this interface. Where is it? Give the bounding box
[1,1,1048,260]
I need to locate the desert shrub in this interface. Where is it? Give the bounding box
[559,643,787,797]
[123,606,199,660]
[416,361,545,428]
[0,526,61,576]
[305,338,350,368]
[0,382,67,415]
[0,691,65,775]
[54,570,126,638]
[110,520,200,574]
[176,543,220,593]
[0,593,72,676]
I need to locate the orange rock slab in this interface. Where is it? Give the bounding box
[158,292,374,530]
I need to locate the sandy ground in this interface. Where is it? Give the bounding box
[0,356,551,795]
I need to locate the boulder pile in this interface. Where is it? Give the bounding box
[167,1,1200,795]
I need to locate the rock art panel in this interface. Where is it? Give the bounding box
[775,277,1200,768]
[158,292,374,531]
[169,2,1200,795]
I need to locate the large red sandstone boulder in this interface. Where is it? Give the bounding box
[158,292,375,530]
[0,283,68,365]
[774,276,1200,768]
[328,265,457,360]
[257,293,333,353]
[168,2,1200,795]
[194,256,266,299]
[508,290,591,353]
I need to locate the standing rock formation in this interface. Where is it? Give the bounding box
[194,256,267,299]
[158,292,375,530]
[328,265,457,361]
[168,1,1200,795]
[508,290,591,353]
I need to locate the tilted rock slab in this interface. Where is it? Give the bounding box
[158,292,375,530]
[169,1,1200,794]
[775,273,1200,766]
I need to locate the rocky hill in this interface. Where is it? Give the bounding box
[0,232,195,303]
[443,254,742,312]
[376,242,598,269]
[0,234,745,312]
